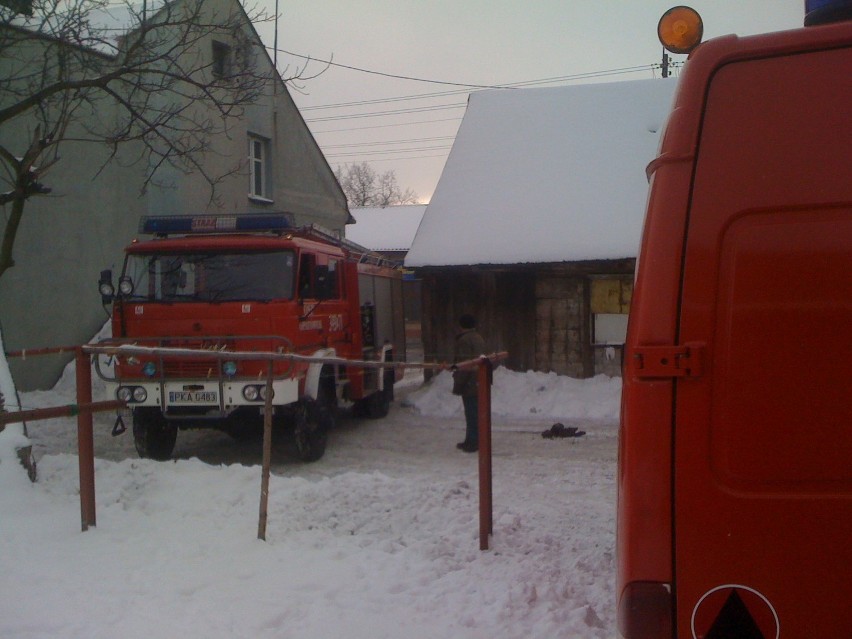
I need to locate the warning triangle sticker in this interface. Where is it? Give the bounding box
[705,590,765,639]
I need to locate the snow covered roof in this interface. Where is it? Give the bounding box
[404,79,678,267]
[345,205,426,252]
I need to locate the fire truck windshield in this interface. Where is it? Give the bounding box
[120,250,296,302]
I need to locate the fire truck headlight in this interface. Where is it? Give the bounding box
[132,387,148,402]
[243,385,260,402]
[259,386,273,401]
[99,282,115,298]
[222,361,237,377]
[118,276,134,296]
[117,387,133,403]
[142,362,157,377]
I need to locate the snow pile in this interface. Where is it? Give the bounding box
[1,360,621,638]
[405,368,621,423]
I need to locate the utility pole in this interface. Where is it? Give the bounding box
[661,49,670,78]
[274,0,279,70]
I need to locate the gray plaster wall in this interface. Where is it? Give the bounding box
[1,0,349,389]
[0,29,143,390]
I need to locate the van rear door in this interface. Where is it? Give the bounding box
[673,45,852,637]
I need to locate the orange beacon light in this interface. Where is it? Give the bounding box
[657,6,704,54]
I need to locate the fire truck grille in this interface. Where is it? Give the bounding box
[158,338,237,378]
[163,360,220,378]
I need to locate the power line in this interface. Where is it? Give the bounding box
[322,136,457,149]
[276,46,664,175]
[301,88,474,111]
[336,153,450,165]
[304,102,467,123]
[326,145,454,158]
[298,64,658,112]
[310,117,464,135]
[276,47,510,90]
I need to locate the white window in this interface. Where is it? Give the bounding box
[248,136,269,200]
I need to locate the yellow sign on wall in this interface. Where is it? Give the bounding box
[591,277,632,314]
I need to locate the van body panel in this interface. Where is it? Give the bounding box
[674,43,852,638]
[618,18,852,639]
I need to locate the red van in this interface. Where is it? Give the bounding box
[617,4,851,638]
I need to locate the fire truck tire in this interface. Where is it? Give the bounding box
[132,407,177,461]
[318,367,338,419]
[354,368,394,419]
[293,398,333,462]
[364,388,391,419]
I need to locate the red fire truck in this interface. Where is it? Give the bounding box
[618,3,851,638]
[97,213,405,462]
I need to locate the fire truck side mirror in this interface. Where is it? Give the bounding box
[98,269,115,305]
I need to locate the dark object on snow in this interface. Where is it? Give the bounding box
[542,423,586,439]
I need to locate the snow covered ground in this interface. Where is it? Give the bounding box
[1,361,622,639]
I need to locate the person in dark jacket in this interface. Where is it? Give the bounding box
[452,314,486,452]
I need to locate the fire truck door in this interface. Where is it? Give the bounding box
[673,50,852,638]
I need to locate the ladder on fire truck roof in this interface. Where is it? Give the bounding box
[295,223,400,268]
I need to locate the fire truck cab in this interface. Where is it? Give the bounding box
[98,213,405,462]
[618,3,851,638]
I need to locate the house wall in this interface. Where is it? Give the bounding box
[0,32,144,391]
[0,1,349,389]
[419,260,634,379]
[141,0,350,232]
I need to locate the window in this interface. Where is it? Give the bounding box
[298,254,315,298]
[590,276,633,345]
[316,258,340,300]
[212,41,231,78]
[121,251,296,302]
[248,136,270,200]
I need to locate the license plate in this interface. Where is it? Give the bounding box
[168,391,217,404]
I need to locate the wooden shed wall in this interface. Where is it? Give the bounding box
[421,269,536,370]
[419,259,634,378]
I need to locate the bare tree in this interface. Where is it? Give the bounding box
[335,161,419,208]
[336,161,376,207]
[0,0,298,280]
[376,169,418,207]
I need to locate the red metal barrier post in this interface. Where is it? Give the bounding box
[478,356,494,551]
[75,348,96,531]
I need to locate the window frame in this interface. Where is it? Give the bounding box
[248,135,272,202]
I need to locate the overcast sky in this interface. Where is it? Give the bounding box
[251,1,806,202]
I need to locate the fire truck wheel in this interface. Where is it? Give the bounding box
[354,385,391,419]
[353,367,394,419]
[293,398,333,462]
[132,407,177,461]
[318,367,338,419]
[365,388,391,419]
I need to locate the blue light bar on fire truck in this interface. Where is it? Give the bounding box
[139,213,294,236]
[805,0,852,25]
